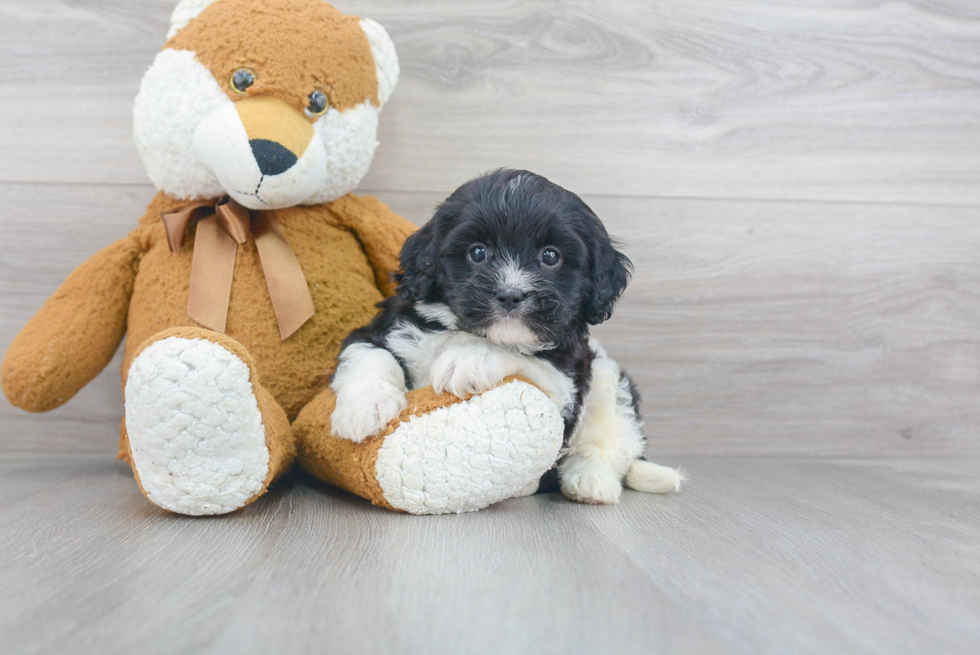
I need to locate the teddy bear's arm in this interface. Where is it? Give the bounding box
[330,194,417,297]
[2,233,144,413]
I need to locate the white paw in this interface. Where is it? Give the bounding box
[561,462,623,505]
[331,378,408,443]
[431,346,511,398]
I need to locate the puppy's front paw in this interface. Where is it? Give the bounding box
[561,462,623,505]
[431,347,510,398]
[330,379,408,443]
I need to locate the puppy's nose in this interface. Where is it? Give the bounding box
[496,290,527,310]
[250,139,298,176]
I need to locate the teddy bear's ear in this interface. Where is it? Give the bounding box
[360,18,400,107]
[167,0,219,39]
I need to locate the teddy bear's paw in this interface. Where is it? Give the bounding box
[514,479,541,498]
[374,379,564,514]
[330,379,408,443]
[124,336,270,516]
[560,461,624,505]
[430,346,511,398]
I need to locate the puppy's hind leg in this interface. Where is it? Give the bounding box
[560,356,640,504]
[560,352,681,504]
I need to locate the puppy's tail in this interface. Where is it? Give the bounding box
[625,460,684,494]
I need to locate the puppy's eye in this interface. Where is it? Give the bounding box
[230,68,255,94]
[468,244,488,264]
[541,248,562,267]
[306,90,329,117]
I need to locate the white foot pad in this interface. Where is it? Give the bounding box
[561,461,624,505]
[125,337,270,516]
[375,380,564,515]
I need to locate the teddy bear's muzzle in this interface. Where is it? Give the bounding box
[192,96,327,211]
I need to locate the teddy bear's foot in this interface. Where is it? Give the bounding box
[124,328,293,516]
[295,377,564,515]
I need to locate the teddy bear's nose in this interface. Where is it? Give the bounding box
[249,139,299,177]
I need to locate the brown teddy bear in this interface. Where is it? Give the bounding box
[1,0,564,515]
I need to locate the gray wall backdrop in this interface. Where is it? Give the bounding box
[2,0,979,457]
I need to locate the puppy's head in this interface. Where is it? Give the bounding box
[396,169,632,348]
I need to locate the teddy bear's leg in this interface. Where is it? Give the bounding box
[293,377,564,515]
[122,327,294,516]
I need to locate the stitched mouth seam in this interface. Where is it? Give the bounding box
[232,176,269,206]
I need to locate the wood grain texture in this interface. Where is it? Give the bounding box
[4,184,979,456]
[1,0,979,203]
[1,1,979,455]
[1,452,978,655]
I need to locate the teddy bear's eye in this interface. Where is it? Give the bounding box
[306,90,329,117]
[230,68,255,94]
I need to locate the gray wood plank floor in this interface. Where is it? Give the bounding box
[1,452,977,655]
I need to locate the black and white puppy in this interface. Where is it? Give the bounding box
[330,169,681,504]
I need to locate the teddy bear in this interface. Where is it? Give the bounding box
[1,0,565,516]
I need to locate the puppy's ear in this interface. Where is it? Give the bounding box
[394,219,439,301]
[584,221,633,325]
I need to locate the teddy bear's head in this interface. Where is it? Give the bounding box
[134,0,399,210]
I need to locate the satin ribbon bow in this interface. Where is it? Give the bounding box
[161,196,315,340]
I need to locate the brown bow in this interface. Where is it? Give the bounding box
[161,196,315,340]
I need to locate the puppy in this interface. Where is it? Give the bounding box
[330,169,681,504]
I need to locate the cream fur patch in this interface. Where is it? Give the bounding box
[565,357,645,479]
[134,48,227,201]
[486,318,540,348]
[375,380,563,514]
[168,0,219,39]
[124,336,270,516]
[560,344,681,504]
[625,460,683,494]
[359,18,399,107]
[303,101,381,205]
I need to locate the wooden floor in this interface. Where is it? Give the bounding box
[1,453,978,655]
[2,1,980,653]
